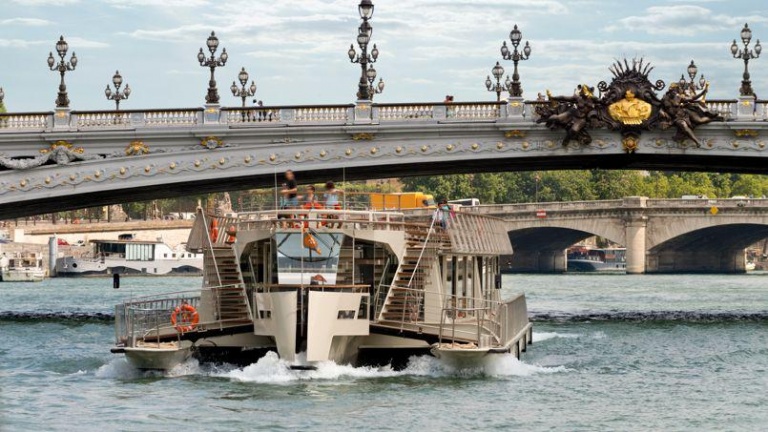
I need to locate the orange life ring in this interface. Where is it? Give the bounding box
[210,219,219,243]
[171,304,199,333]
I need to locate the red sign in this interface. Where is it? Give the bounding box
[536,209,547,218]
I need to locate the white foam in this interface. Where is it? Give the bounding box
[217,351,567,383]
[95,357,142,380]
[532,331,581,343]
[219,351,400,383]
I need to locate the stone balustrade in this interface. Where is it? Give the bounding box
[0,112,52,131]
[3,98,768,134]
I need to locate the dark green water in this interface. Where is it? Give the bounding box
[2,275,767,431]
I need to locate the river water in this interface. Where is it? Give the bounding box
[1,274,767,431]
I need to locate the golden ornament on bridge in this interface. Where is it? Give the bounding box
[608,90,652,125]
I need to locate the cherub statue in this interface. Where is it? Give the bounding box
[659,82,722,147]
[536,84,601,146]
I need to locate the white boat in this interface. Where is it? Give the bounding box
[56,236,203,277]
[112,207,532,370]
[0,252,46,282]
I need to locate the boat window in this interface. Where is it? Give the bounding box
[164,253,168,258]
[274,232,344,285]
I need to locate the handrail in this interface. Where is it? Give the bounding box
[197,208,222,287]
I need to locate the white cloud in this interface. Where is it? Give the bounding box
[0,18,52,26]
[606,5,768,36]
[10,0,78,5]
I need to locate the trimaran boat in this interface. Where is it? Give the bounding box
[111,206,532,370]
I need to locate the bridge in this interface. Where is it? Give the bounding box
[467,197,768,274]
[1,97,768,219]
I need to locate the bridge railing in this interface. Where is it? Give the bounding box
[222,104,356,125]
[0,112,53,131]
[70,108,203,130]
[5,98,768,134]
[472,199,627,214]
[646,198,768,208]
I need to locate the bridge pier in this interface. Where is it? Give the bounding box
[624,197,648,274]
[646,249,747,274]
[504,249,567,273]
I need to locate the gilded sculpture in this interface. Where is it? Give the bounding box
[608,90,652,125]
[534,58,724,151]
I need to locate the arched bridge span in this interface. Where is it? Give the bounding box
[2,100,768,219]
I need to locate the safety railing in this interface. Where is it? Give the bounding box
[445,212,513,255]
[0,112,52,130]
[705,99,737,120]
[115,290,201,346]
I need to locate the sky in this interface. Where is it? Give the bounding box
[1,0,767,112]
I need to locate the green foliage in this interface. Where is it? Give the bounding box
[400,171,768,204]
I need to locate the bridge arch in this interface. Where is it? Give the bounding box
[647,223,768,273]
[505,220,626,273]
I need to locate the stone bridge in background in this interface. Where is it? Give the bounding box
[468,197,768,274]
[1,97,768,219]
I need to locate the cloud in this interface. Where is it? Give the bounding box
[606,5,768,36]
[0,18,53,26]
[10,0,78,5]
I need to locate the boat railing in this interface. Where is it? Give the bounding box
[115,285,251,346]
[438,306,492,348]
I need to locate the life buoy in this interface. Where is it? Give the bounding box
[209,219,219,243]
[171,304,199,333]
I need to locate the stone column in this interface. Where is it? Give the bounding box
[736,96,755,120]
[623,196,648,274]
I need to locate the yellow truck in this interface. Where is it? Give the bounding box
[369,192,436,210]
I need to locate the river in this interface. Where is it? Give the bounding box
[1,274,767,431]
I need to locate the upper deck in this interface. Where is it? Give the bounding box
[187,208,513,256]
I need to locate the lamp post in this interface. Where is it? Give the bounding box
[499,24,531,98]
[485,61,512,102]
[230,67,257,107]
[47,36,78,108]
[104,70,131,110]
[677,60,707,96]
[365,64,385,100]
[348,0,380,101]
[730,23,761,97]
[198,31,228,104]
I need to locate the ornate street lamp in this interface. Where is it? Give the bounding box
[198,31,228,104]
[104,70,131,110]
[730,23,762,97]
[348,0,381,101]
[677,60,707,95]
[365,64,385,100]
[47,36,78,108]
[230,67,257,107]
[485,61,512,102]
[499,24,531,98]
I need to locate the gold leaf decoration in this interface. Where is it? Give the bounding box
[125,140,150,156]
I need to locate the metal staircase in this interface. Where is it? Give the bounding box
[378,224,449,323]
[205,247,253,324]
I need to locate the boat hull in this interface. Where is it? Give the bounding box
[1,269,45,282]
[124,343,192,370]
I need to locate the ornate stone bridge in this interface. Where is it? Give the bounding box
[1,97,768,219]
[467,197,768,274]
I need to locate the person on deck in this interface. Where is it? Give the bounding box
[281,170,298,209]
[324,181,344,228]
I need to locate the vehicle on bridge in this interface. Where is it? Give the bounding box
[369,192,436,211]
[111,207,531,370]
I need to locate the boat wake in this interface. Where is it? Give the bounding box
[94,351,567,382]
